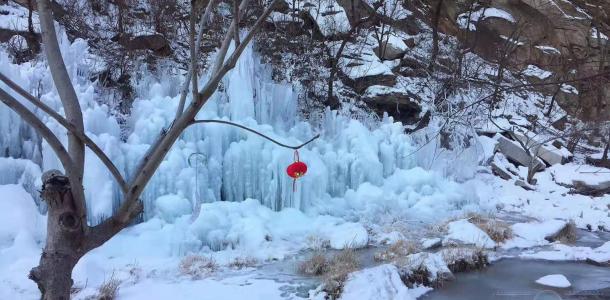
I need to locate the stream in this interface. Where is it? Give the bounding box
[255,229,610,299]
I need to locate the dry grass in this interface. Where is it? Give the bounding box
[298,252,328,275]
[306,235,330,251]
[179,255,218,279]
[298,248,362,299]
[374,240,419,262]
[323,249,361,299]
[227,257,258,269]
[466,213,513,243]
[441,247,488,273]
[550,220,577,244]
[97,275,120,300]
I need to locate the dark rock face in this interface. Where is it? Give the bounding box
[431,0,610,120]
[362,90,422,124]
[115,34,171,57]
[341,72,398,94]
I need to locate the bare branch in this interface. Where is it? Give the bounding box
[211,0,250,75]
[233,0,241,46]
[0,87,86,214]
[190,119,320,149]
[189,2,199,110]
[218,0,279,72]
[175,0,218,119]
[0,73,128,194]
[36,0,86,184]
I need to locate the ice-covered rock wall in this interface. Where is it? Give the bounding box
[0,34,479,225]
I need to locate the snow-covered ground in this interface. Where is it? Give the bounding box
[1,8,610,300]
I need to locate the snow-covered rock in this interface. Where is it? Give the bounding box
[421,238,442,250]
[551,164,610,192]
[535,274,571,288]
[443,219,496,249]
[340,264,431,300]
[496,135,546,170]
[399,252,452,281]
[374,34,408,60]
[503,220,567,249]
[326,222,369,249]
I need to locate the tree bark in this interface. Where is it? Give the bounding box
[29,171,86,300]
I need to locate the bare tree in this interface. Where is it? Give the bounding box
[0,0,281,298]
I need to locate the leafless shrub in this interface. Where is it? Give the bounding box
[97,275,121,300]
[227,257,258,269]
[298,252,328,276]
[374,240,420,261]
[306,235,330,251]
[179,255,218,279]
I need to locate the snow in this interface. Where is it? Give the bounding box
[535,274,571,288]
[339,264,431,300]
[326,222,369,249]
[521,241,610,264]
[591,28,609,40]
[1,6,610,299]
[0,185,45,248]
[155,194,192,223]
[458,7,516,31]
[550,163,610,189]
[363,85,405,97]
[443,219,496,249]
[383,34,408,52]
[503,220,566,248]
[293,0,351,37]
[421,237,442,249]
[402,252,451,281]
[500,35,525,46]
[535,45,561,55]
[522,65,552,80]
[0,3,40,33]
[560,84,579,94]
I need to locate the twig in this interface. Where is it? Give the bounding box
[190,119,320,150]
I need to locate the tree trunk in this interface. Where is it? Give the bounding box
[428,0,443,71]
[29,171,87,300]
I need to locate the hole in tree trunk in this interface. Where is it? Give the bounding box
[59,212,80,231]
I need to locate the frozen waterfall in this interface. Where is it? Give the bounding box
[0,35,479,225]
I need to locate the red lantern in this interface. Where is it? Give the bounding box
[287,161,307,179]
[286,150,307,191]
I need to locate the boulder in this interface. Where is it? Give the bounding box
[373,34,407,60]
[495,135,546,170]
[511,132,572,165]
